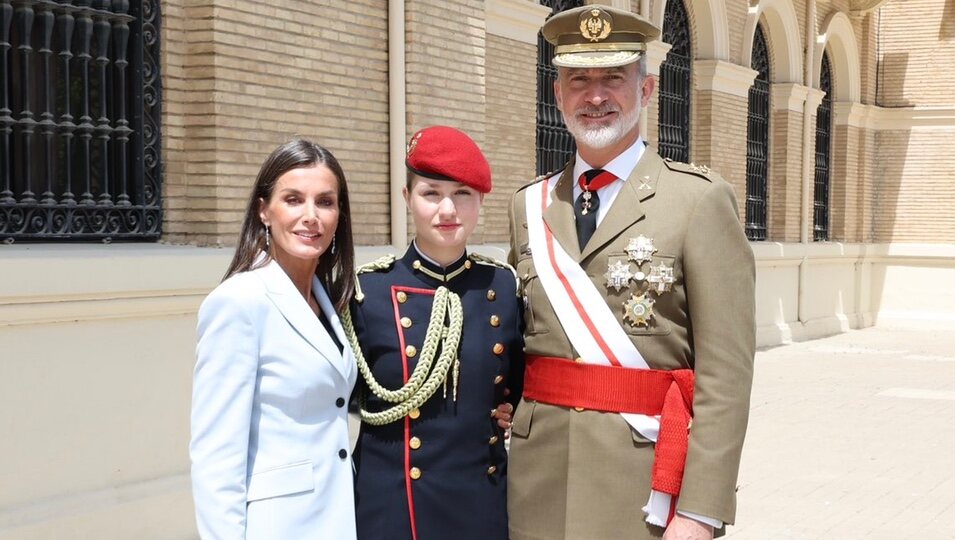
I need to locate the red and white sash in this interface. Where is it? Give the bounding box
[524,174,675,526]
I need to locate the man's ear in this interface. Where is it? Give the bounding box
[640,75,656,107]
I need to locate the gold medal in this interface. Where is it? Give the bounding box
[623,293,655,327]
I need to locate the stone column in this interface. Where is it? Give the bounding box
[769,83,810,242]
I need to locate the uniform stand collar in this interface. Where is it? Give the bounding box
[403,242,472,284]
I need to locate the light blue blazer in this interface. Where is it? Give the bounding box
[190,259,357,539]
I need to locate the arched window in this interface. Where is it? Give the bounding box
[745,24,770,241]
[658,0,692,163]
[535,0,583,177]
[1,0,162,241]
[813,52,833,241]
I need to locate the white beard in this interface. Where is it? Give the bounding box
[563,104,641,150]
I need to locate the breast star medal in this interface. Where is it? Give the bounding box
[623,293,655,327]
[604,260,633,292]
[626,235,657,265]
[647,261,675,294]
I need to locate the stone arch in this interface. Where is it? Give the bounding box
[741,0,802,82]
[651,0,730,60]
[815,11,861,102]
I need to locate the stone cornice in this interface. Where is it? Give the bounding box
[849,0,892,14]
[694,59,758,98]
[645,40,673,77]
[486,0,552,46]
[771,83,811,113]
[843,105,955,131]
[805,88,826,111]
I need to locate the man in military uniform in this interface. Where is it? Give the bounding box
[507,6,755,540]
[347,126,523,540]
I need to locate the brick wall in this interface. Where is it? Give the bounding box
[878,0,955,108]
[692,90,750,219]
[161,0,390,246]
[769,107,803,242]
[485,35,538,244]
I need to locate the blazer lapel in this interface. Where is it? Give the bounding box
[542,161,582,261]
[312,276,354,382]
[260,261,349,380]
[579,149,664,261]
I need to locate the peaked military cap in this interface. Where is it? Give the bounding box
[542,5,661,68]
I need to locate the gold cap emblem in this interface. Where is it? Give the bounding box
[579,8,612,42]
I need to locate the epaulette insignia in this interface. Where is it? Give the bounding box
[663,159,715,182]
[517,169,563,192]
[356,254,396,275]
[469,252,517,279]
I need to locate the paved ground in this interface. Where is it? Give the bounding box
[728,325,955,539]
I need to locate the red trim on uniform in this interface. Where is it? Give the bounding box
[539,182,622,366]
[668,497,678,525]
[523,355,695,497]
[577,170,618,191]
[391,285,429,540]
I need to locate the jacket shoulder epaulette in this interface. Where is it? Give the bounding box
[516,169,562,193]
[356,254,396,275]
[469,252,517,280]
[663,158,717,182]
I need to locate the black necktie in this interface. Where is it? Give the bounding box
[575,169,611,249]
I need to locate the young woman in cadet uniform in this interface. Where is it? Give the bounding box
[341,126,524,540]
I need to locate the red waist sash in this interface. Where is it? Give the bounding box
[523,355,695,496]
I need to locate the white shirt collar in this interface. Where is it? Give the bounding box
[572,137,646,185]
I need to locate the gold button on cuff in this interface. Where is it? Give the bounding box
[396,291,408,303]
[486,290,497,301]
[492,343,504,355]
[409,436,421,450]
[409,467,422,480]
[489,408,497,418]
[409,408,421,419]
[574,406,585,412]
[400,317,413,328]
[493,375,504,384]
[405,345,417,358]
[489,315,500,327]
[488,435,499,445]
[486,466,497,475]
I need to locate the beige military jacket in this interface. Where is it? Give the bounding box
[506,148,755,540]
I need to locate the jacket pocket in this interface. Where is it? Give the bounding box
[510,399,536,438]
[246,460,314,502]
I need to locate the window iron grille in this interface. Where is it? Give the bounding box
[1,0,162,242]
[813,52,832,242]
[745,24,770,241]
[658,0,691,163]
[535,0,581,177]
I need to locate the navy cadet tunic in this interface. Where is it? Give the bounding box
[352,245,524,540]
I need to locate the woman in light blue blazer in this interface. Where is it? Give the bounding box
[190,139,358,539]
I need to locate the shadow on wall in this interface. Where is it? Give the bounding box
[942,0,955,40]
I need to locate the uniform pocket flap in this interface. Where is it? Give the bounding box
[510,399,536,438]
[246,460,314,502]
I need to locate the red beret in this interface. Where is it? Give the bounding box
[406,126,492,193]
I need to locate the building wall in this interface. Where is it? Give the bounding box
[162,0,391,247]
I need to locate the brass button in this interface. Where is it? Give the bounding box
[492,343,504,355]
[574,406,585,412]
[487,465,497,475]
[488,435,499,445]
[493,375,504,384]
[400,317,413,328]
[409,408,421,419]
[412,260,422,270]
[489,315,500,327]
[486,290,496,301]
[396,291,408,303]
[405,345,417,358]
[409,467,422,480]
[410,436,422,450]
[489,408,497,418]
[464,260,472,269]
[575,357,585,363]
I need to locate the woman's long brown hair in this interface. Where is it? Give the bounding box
[223,138,355,313]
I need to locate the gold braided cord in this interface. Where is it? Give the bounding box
[354,255,396,303]
[340,287,465,426]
